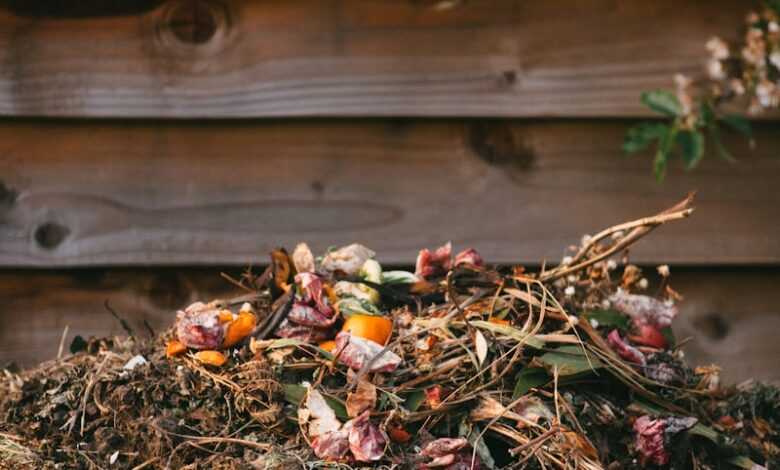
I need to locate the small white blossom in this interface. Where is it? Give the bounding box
[769,21,779,33]
[606,259,618,271]
[561,256,573,266]
[564,285,575,297]
[589,318,600,329]
[756,81,777,108]
[707,59,726,80]
[601,299,611,309]
[770,52,780,70]
[706,37,730,60]
[730,79,746,96]
[638,278,649,290]
[657,265,670,277]
[567,274,577,283]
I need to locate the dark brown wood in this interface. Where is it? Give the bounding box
[0,0,767,118]
[2,267,778,385]
[2,119,779,267]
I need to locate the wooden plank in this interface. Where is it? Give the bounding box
[1,267,778,385]
[0,0,766,118]
[1,119,780,266]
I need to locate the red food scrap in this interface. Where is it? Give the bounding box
[610,290,678,329]
[607,329,646,366]
[454,248,484,268]
[420,437,481,470]
[175,302,224,350]
[633,415,669,466]
[348,411,387,462]
[415,242,453,280]
[629,323,668,349]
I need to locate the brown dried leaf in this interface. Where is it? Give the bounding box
[346,380,377,418]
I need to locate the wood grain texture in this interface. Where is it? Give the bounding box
[1,267,778,385]
[1,119,780,266]
[0,0,766,118]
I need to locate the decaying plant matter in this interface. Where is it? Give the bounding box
[2,194,779,469]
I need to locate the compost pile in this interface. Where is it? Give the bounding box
[2,195,779,469]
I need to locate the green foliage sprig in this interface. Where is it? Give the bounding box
[625,2,780,181]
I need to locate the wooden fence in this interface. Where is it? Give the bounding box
[0,0,778,384]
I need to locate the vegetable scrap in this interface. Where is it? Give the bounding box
[2,194,779,469]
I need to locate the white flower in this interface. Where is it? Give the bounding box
[564,286,575,297]
[656,265,670,277]
[561,256,573,266]
[730,79,746,96]
[756,81,777,107]
[606,259,618,271]
[589,318,600,329]
[770,52,780,70]
[707,59,725,80]
[601,299,611,309]
[706,37,729,60]
[770,21,780,33]
[567,274,577,283]
[637,278,649,290]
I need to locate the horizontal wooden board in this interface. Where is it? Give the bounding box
[1,267,778,385]
[0,0,767,118]
[1,119,780,267]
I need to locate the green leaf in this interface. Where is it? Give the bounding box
[623,122,668,154]
[537,345,604,377]
[653,126,677,182]
[641,90,683,117]
[583,310,630,330]
[381,270,418,284]
[721,114,753,138]
[512,367,550,399]
[403,390,426,412]
[708,124,737,163]
[676,130,705,170]
[470,320,545,349]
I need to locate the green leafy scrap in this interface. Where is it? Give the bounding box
[512,367,550,399]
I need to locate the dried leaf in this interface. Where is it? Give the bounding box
[334,332,401,373]
[346,380,377,418]
[474,329,488,366]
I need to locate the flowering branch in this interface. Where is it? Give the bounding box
[624,2,780,181]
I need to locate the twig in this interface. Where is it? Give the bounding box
[57,325,69,360]
[104,300,134,337]
[540,194,695,282]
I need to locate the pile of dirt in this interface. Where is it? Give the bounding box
[1,195,778,469]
